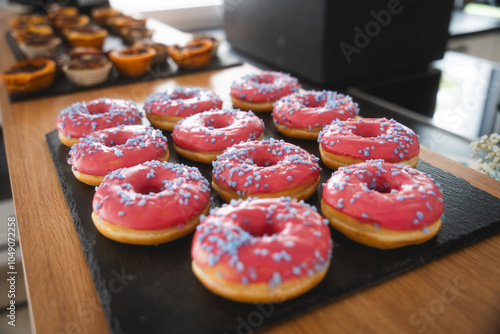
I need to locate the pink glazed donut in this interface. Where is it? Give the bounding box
[321,160,444,249]
[144,86,223,131]
[273,90,359,139]
[318,118,420,170]
[172,109,265,163]
[92,161,211,245]
[56,98,143,147]
[191,197,332,303]
[69,125,169,186]
[230,71,300,112]
[212,139,321,202]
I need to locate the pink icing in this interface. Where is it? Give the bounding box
[318,118,420,162]
[56,98,143,140]
[144,86,222,118]
[172,109,264,153]
[192,197,332,285]
[93,161,210,230]
[322,160,444,231]
[69,125,168,176]
[230,71,300,103]
[273,90,359,130]
[212,139,321,197]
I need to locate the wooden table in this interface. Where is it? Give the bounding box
[2,9,500,334]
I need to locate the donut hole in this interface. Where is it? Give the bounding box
[351,122,383,138]
[135,182,163,195]
[86,99,112,114]
[252,155,279,168]
[368,179,401,194]
[304,94,327,108]
[205,115,232,129]
[243,221,279,238]
[103,134,129,147]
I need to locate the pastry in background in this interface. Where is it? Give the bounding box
[109,46,156,77]
[133,39,168,65]
[91,7,122,27]
[69,46,105,58]
[53,14,91,31]
[168,38,214,69]
[63,53,112,86]
[192,34,220,56]
[12,23,54,42]
[38,52,69,78]
[65,25,108,49]
[119,23,153,45]
[18,35,61,58]
[1,58,55,94]
[47,5,79,24]
[10,14,47,30]
[107,16,145,35]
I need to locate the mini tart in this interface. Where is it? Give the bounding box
[91,7,122,27]
[63,54,112,86]
[1,58,55,94]
[168,38,214,69]
[47,6,79,25]
[18,36,62,58]
[53,15,90,31]
[133,40,168,64]
[108,16,146,35]
[192,34,220,56]
[109,46,156,77]
[65,26,108,49]
[12,24,54,42]
[10,14,47,30]
[38,52,69,78]
[69,46,105,58]
[119,24,153,45]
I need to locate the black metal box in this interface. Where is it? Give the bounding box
[224,0,454,84]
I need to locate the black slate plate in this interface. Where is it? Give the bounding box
[5,20,242,103]
[46,110,500,334]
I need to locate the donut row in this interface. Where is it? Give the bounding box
[53,70,444,304]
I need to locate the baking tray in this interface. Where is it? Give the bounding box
[5,19,242,103]
[46,106,500,334]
